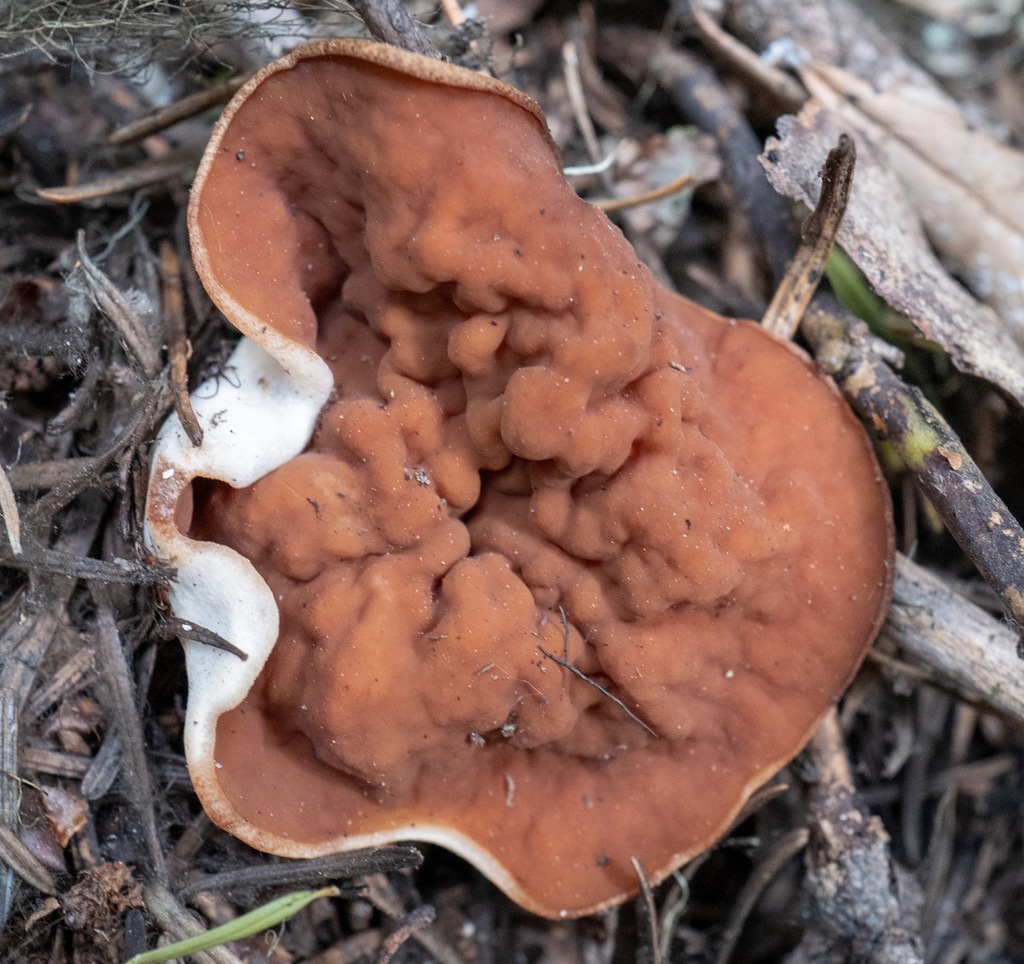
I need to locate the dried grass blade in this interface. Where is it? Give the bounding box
[0,467,21,555]
[593,172,696,214]
[0,825,56,896]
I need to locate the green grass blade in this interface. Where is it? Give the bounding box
[125,885,340,964]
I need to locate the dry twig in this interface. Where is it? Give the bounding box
[178,847,422,901]
[885,555,1024,724]
[92,600,168,881]
[108,79,247,146]
[789,711,923,963]
[38,156,191,205]
[346,0,440,59]
[761,136,855,339]
[688,2,805,109]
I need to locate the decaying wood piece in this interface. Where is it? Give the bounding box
[788,712,924,964]
[885,555,1024,724]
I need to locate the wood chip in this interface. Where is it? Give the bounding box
[24,648,96,722]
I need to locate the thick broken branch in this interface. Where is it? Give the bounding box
[803,306,1024,649]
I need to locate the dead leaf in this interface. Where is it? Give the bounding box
[802,61,1024,334]
[42,785,89,847]
[612,128,721,248]
[761,100,1024,407]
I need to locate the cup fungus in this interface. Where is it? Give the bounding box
[146,40,895,919]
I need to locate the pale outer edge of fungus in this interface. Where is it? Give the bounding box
[146,39,865,920]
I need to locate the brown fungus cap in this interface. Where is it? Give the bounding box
[149,40,894,919]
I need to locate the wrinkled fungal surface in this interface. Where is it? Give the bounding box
[146,41,894,919]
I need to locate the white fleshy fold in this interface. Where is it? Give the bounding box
[145,334,332,767]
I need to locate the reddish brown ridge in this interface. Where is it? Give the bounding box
[150,39,894,919]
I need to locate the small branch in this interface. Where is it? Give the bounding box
[38,156,190,205]
[6,456,104,491]
[689,2,805,110]
[346,0,441,59]
[884,555,1024,725]
[178,846,422,901]
[377,905,436,964]
[803,305,1024,650]
[363,875,461,964]
[108,79,246,146]
[788,711,923,963]
[0,544,172,585]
